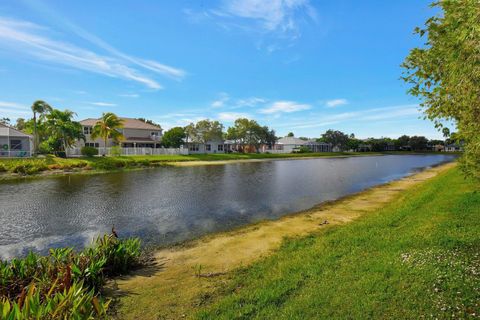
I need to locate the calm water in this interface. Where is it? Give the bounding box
[0,155,455,258]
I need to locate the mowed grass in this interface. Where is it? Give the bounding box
[0,152,379,177]
[196,167,480,319]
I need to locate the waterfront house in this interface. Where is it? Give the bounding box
[77,117,163,149]
[445,143,463,152]
[0,123,33,157]
[273,136,332,153]
[186,139,225,154]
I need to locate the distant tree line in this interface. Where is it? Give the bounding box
[12,100,461,157]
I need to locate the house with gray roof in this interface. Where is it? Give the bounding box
[273,136,332,153]
[0,123,33,157]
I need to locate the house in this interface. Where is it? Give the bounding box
[0,123,33,157]
[357,144,372,152]
[445,144,463,152]
[186,139,225,154]
[384,142,396,151]
[77,117,163,150]
[273,136,332,153]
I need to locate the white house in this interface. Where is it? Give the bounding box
[273,136,332,153]
[186,139,225,154]
[0,123,33,157]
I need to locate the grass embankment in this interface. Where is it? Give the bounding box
[0,152,379,180]
[198,167,479,319]
[111,164,479,319]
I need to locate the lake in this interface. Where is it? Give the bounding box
[0,154,456,258]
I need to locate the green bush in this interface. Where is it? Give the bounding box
[294,146,311,153]
[12,162,48,175]
[0,163,6,173]
[0,234,142,319]
[81,146,99,157]
[110,146,122,157]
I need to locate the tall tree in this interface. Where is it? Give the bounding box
[162,127,186,148]
[91,113,124,156]
[15,118,26,131]
[402,0,480,178]
[45,109,85,156]
[321,130,349,151]
[31,100,52,154]
[184,123,197,146]
[194,120,224,145]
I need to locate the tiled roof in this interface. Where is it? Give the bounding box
[80,117,161,130]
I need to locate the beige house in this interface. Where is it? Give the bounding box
[0,123,33,157]
[77,117,163,149]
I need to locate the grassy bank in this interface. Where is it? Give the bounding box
[196,166,479,319]
[0,151,454,180]
[0,152,380,180]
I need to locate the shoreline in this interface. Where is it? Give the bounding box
[0,151,454,182]
[108,161,457,319]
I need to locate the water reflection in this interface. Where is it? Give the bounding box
[0,155,455,258]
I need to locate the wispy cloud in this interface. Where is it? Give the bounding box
[259,100,311,114]
[119,93,139,98]
[278,104,420,129]
[0,101,30,119]
[325,98,348,108]
[218,112,251,121]
[236,97,267,107]
[88,102,117,107]
[211,92,230,108]
[0,16,185,89]
[215,0,316,37]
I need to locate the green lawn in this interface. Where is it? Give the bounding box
[196,167,480,319]
[0,152,379,177]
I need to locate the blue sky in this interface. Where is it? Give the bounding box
[0,0,447,139]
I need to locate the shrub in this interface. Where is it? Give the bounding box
[0,234,141,319]
[12,162,48,175]
[0,163,6,173]
[294,146,311,153]
[110,146,122,157]
[81,146,99,157]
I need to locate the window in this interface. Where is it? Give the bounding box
[10,140,22,150]
[206,144,211,151]
[83,126,92,135]
[85,143,99,148]
[217,144,224,152]
[189,144,199,152]
[151,131,161,137]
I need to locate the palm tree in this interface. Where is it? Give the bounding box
[90,112,124,156]
[31,100,52,154]
[45,109,84,157]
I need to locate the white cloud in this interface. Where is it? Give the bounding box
[277,104,421,130]
[217,0,316,35]
[119,93,139,98]
[259,100,311,114]
[0,101,30,119]
[218,112,251,121]
[325,98,348,108]
[211,92,230,108]
[235,97,267,107]
[88,102,117,107]
[0,17,185,89]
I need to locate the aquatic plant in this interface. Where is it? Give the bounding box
[0,233,142,319]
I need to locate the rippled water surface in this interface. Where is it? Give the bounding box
[0,155,455,258]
